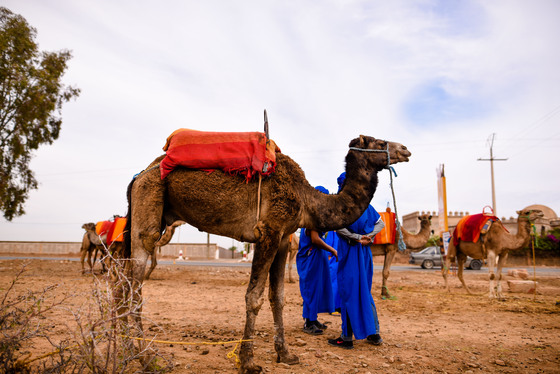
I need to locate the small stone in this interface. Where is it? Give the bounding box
[293,339,307,347]
[200,349,210,355]
[278,363,290,369]
[495,359,506,366]
[467,362,479,368]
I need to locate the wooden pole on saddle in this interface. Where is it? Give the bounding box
[256,110,268,222]
[264,109,269,143]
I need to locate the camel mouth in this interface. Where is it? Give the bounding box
[391,149,411,164]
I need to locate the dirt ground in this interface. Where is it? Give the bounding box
[1,257,559,373]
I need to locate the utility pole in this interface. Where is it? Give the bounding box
[477,133,508,216]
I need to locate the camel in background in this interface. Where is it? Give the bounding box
[443,208,543,298]
[370,213,432,298]
[80,222,112,273]
[124,134,411,373]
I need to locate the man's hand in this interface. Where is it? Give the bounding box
[358,236,372,245]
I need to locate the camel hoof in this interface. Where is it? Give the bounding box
[239,364,263,374]
[277,352,299,365]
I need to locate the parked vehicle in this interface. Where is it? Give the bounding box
[409,246,483,270]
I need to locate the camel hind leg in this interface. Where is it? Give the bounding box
[495,252,509,299]
[443,241,457,292]
[124,172,166,367]
[487,250,498,298]
[268,234,298,365]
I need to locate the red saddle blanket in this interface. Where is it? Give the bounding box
[160,129,281,181]
[373,211,397,245]
[452,213,504,246]
[95,217,127,246]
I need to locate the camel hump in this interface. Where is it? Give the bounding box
[159,129,281,181]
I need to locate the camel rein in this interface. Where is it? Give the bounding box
[349,144,406,252]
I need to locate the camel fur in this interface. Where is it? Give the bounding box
[442,208,543,298]
[123,135,411,373]
[370,213,432,298]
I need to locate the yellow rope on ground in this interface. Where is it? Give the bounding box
[119,335,252,367]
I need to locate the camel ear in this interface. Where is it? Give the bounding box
[516,210,521,215]
[349,135,366,149]
[358,135,367,147]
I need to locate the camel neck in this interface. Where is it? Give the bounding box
[304,151,380,232]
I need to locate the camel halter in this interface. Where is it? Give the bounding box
[349,144,406,252]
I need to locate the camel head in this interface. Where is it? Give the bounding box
[516,209,544,223]
[418,214,432,222]
[348,135,411,169]
[82,222,96,231]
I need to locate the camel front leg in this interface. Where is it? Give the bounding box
[487,250,497,298]
[456,253,472,294]
[381,246,396,299]
[268,236,298,365]
[287,250,296,283]
[239,236,278,374]
[495,252,509,299]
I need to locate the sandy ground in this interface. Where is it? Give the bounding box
[1,258,559,373]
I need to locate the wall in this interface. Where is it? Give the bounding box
[0,241,236,259]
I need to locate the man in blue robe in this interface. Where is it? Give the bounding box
[328,172,385,349]
[296,186,338,335]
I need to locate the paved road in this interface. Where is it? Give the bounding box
[1,255,559,274]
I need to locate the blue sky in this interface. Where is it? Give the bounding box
[1,0,559,249]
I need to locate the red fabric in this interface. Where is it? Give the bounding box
[373,211,397,245]
[452,213,505,246]
[95,217,127,247]
[159,129,281,181]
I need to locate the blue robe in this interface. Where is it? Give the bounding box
[336,205,381,339]
[296,228,335,320]
[324,231,341,310]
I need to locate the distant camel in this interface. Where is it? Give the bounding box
[123,134,411,373]
[443,208,543,298]
[370,213,432,298]
[286,232,299,283]
[80,222,110,273]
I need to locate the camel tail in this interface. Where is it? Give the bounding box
[123,177,135,259]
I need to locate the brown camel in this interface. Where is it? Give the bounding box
[123,135,411,373]
[443,208,543,298]
[80,222,109,273]
[80,221,128,274]
[370,213,432,298]
[286,232,300,283]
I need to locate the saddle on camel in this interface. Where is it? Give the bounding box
[96,216,127,248]
[372,207,398,245]
[452,206,507,250]
[159,128,281,181]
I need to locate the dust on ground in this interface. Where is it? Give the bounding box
[1,258,559,373]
